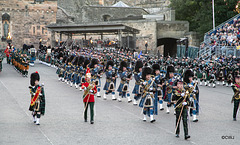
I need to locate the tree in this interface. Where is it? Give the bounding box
[170,0,240,41]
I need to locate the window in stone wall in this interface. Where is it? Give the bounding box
[42,27,44,35]
[103,15,111,21]
[37,26,40,30]
[33,26,35,34]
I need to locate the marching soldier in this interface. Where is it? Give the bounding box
[184,70,199,122]
[20,53,30,77]
[152,63,164,111]
[172,80,191,140]
[81,68,97,124]
[164,65,177,114]
[198,60,207,86]
[29,72,45,125]
[207,61,217,88]
[132,60,143,105]
[77,56,85,90]
[70,56,79,87]
[90,58,102,97]
[231,75,240,121]
[103,60,117,100]
[29,45,36,66]
[117,61,132,102]
[139,66,157,123]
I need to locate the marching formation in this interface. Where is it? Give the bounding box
[1,43,240,140]
[2,44,37,77]
[35,45,240,140]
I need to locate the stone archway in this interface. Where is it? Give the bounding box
[157,38,178,57]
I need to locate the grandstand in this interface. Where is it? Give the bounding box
[199,13,240,59]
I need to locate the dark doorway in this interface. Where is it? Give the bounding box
[122,36,134,49]
[157,38,178,57]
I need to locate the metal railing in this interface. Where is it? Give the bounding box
[199,46,240,59]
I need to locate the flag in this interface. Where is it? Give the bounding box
[138,51,142,59]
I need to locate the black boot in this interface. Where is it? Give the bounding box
[185,135,191,140]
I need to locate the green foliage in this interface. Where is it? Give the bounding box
[170,0,239,41]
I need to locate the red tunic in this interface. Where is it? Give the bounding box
[4,48,10,57]
[82,82,97,103]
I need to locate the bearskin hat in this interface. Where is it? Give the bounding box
[142,66,152,80]
[83,58,90,69]
[78,56,84,66]
[106,60,114,70]
[135,60,143,72]
[183,69,194,84]
[30,71,40,86]
[152,63,160,75]
[119,61,127,72]
[89,58,99,68]
[166,65,175,79]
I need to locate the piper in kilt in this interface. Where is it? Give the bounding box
[90,58,102,97]
[184,70,199,122]
[117,60,132,102]
[152,63,164,111]
[77,56,85,90]
[132,60,143,105]
[103,60,117,100]
[139,66,157,123]
[29,72,45,125]
[164,65,177,114]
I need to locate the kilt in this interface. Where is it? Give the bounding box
[132,84,140,94]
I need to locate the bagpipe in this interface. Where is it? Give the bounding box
[141,76,155,99]
[141,76,155,108]
[83,81,96,99]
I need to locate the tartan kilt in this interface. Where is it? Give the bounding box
[132,84,140,94]
[103,81,110,90]
[117,83,124,93]
[197,72,202,79]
